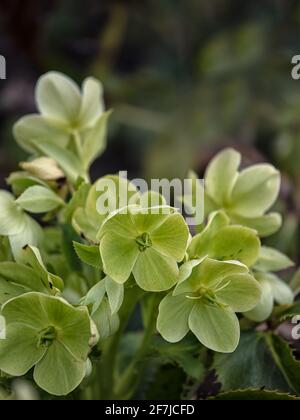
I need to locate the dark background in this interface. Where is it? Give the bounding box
[0,0,299,260]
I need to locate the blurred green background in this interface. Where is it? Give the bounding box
[0,0,299,261]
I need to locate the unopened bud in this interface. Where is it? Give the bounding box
[20,157,65,181]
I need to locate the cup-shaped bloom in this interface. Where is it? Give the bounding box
[188,210,261,267]
[0,292,92,396]
[98,206,189,292]
[190,148,281,237]
[157,257,261,353]
[0,191,42,260]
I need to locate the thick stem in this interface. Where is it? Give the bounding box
[115,293,160,399]
[94,284,144,399]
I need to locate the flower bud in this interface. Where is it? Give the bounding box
[20,157,65,181]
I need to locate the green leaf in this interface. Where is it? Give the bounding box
[62,182,91,223]
[92,297,120,341]
[73,241,102,269]
[6,171,49,196]
[133,248,179,292]
[16,186,64,213]
[82,111,111,169]
[267,273,294,305]
[79,77,104,128]
[36,71,81,125]
[13,114,70,154]
[214,331,300,395]
[151,336,205,380]
[230,164,280,217]
[188,303,240,353]
[205,148,241,205]
[0,261,48,304]
[254,246,294,272]
[157,294,194,343]
[280,301,300,321]
[211,389,300,400]
[105,277,124,314]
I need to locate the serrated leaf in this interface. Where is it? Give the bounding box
[210,389,300,400]
[73,241,102,269]
[214,331,300,395]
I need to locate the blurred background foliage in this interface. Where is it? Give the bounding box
[0,0,300,262]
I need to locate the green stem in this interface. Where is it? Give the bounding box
[115,293,160,399]
[94,284,144,399]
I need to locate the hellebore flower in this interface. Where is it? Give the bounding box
[0,292,92,396]
[188,210,261,267]
[98,206,189,292]
[244,246,294,322]
[157,257,261,353]
[189,148,282,237]
[13,72,110,182]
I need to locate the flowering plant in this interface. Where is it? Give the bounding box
[0,72,299,400]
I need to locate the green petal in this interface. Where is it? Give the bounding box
[92,298,120,341]
[205,148,241,205]
[13,114,70,154]
[209,225,260,267]
[229,212,282,238]
[0,191,27,235]
[72,208,99,243]
[189,303,240,353]
[131,209,171,235]
[151,213,189,261]
[0,324,46,376]
[133,248,179,292]
[157,294,194,343]
[82,111,110,169]
[230,164,280,217]
[215,274,262,312]
[181,258,249,292]
[9,215,43,262]
[244,276,274,322]
[36,72,81,125]
[34,341,86,396]
[100,233,139,283]
[105,277,124,314]
[79,77,104,128]
[99,211,138,240]
[16,186,64,214]
[254,246,294,273]
[188,210,230,258]
[266,273,294,306]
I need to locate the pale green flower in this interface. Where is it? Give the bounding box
[98,205,189,292]
[157,257,261,353]
[13,72,110,182]
[0,292,92,396]
[189,148,282,237]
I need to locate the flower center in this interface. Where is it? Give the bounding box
[37,326,57,348]
[136,232,152,252]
